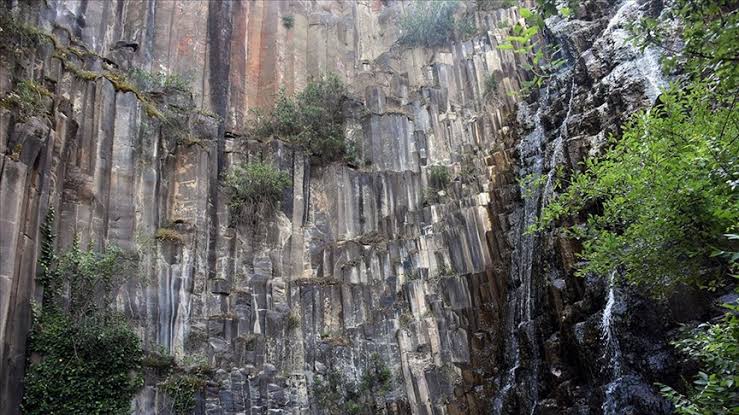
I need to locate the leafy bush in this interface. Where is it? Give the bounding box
[531,0,738,294]
[627,0,738,93]
[23,222,143,415]
[534,82,738,294]
[142,346,176,373]
[659,301,739,414]
[249,74,348,164]
[497,6,566,91]
[224,161,291,222]
[282,15,295,29]
[286,312,300,331]
[397,1,461,47]
[0,79,52,121]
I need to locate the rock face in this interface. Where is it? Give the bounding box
[0,0,699,414]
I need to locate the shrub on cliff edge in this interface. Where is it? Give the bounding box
[248,74,348,165]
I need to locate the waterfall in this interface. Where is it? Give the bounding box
[601,271,623,377]
[604,0,668,102]
[492,89,547,415]
[601,271,625,415]
[253,293,262,335]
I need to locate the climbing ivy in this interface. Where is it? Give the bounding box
[36,208,57,303]
[22,312,144,415]
[22,218,144,415]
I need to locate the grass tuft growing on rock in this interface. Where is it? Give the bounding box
[128,68,191,93]
[23,224,144,415]
[155,227,185,244]
[0,79,52,121]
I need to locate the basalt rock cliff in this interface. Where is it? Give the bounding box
[0,0,705,414]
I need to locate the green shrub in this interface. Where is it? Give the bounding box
[286,312,300,331]
[249,74,348,164]
[534,82,738,295]
[428,165,451,191]
[142,346,176,373]
[627,0,738,93]
[659,301,739,414]
[282,15,295,29]
[0,79,52,121]
[397,1,461,47]
[362,353,392,391]
[496,6,568,92]
[518,172,548,201]
[224,161,291,222]
[22,312,144,415]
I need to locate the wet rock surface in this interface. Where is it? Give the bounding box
[490,0,711,414]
